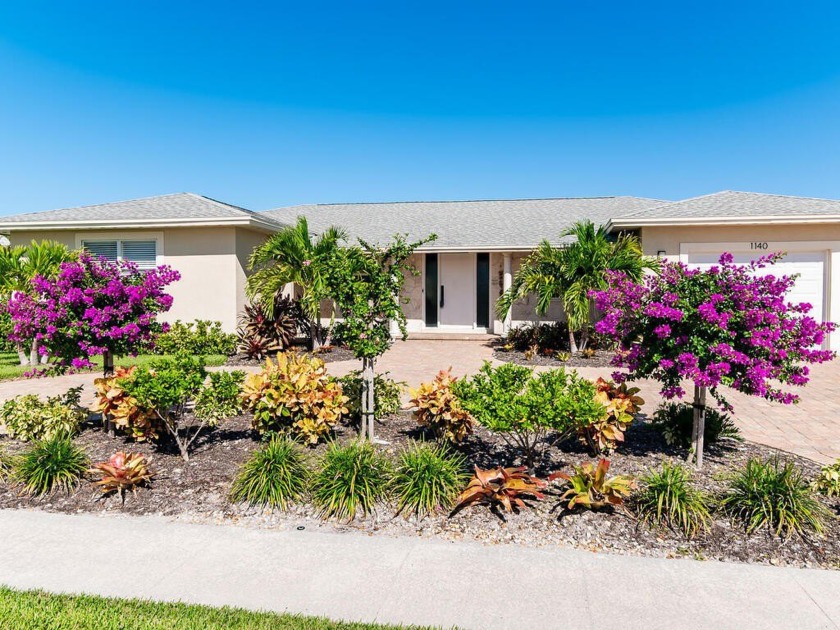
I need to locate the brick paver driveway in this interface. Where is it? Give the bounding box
[1,340,837,464]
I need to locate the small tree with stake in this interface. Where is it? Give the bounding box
[326,234,435,441]
[592,252,835,469]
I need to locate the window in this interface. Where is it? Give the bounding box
[82,239,157,270]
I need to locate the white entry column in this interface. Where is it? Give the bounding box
[502,253,512,333]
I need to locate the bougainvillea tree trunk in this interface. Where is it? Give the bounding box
[689,384,707,470]
[360,357,376,441]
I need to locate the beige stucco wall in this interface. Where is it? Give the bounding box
[639,224,840,258]
[6,226,267,333]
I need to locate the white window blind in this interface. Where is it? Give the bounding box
[121,240,157,269]
[82,240,119,261]
[82,239,157,269]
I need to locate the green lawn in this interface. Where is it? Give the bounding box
[0,587,433,630]
[0,352,228,382]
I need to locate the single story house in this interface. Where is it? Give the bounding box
[1,190,839,348]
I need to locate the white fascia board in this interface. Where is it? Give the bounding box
[0,216,282,232]
[608,215,840,230]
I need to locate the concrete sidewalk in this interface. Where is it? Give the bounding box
[0,510,838,629]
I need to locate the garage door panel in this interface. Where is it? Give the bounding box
[686,250,826,322]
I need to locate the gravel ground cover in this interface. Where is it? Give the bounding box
[2,409,837,570]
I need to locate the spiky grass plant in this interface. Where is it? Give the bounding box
[13,434,88,496]
[229,437,309,509]
[311,441,390,520]
[634,462,711,538]
[0,446,11,481]
[722,457,831,538]
[392,441,468,518]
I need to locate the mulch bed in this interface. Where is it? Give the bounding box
[1,411,838,570]
[224,345,355,367]
[494,347,616,368]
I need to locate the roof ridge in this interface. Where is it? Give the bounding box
[185,192,282,224]
[263,195,665,213]
[614,191,731,219]
[723,189,840,204]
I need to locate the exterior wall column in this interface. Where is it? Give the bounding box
[502,252,513,333]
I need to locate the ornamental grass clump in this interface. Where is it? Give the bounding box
[408,368,475,444]
[651,402,741,449]
[230,437,309,510]
[13,434,88,496]
[593,252,836,468]
[311,441,391,520]
[634,462,711,538]
[721,458,830,538]
[241,353,348,445]
[454,362,604,466]
[392,441,468,518]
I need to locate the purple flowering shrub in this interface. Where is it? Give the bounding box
[7,253,180,374]
[592,252,835,410]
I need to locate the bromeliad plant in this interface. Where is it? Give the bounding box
[91,367,161,441]
[453,362,604,467]
[407,369,475,444]
[450,465,546,517]
[240,352,348,445]
[593,253,836,469]
[577,378,645,455]
[90,452,153,500]
[550,458,634,512]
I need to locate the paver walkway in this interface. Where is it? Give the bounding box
[0,510,838,630]
[0,340,838,463]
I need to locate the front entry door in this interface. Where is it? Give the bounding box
[438,253,475,328]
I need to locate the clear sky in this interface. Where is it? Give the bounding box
[1,1,839,216]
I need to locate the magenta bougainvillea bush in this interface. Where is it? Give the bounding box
[592,252,835,410]
[7,253,180,373]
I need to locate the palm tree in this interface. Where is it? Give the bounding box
[496,220,655,353]
[246,217,347,348]
[0,240,76,364]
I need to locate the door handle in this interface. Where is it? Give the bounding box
[440,285,445,308]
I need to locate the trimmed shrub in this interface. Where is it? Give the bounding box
[577,378,644,455]
[92,367,162,442]
[311,441,390,520]
[454,362,604,466]
[392,442,468,517]
[812,460,840,498]
[230,437,309,509]
[241,352,348,445]
[408,369,475,444]
[501,322,614,354]
[0,389,85,442]
[634,462,711,538]
[194,370,246,422]
[13,434,88,495]
[651,402,742,449]
[154,320,236,356]
[338,370,404,421]
[721,458,830,538]
[0,307,15,353]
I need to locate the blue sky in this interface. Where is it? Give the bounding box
[1,1,839,216]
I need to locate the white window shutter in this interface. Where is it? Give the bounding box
[121,240,157,269]
[82,240,118,261]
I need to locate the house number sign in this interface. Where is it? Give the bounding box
[750,242,769,250]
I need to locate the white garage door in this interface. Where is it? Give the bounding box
[686,250,827,322]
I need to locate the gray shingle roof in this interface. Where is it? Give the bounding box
[0,193,284,228]
[262,197,664,249]
[612,190,840,224]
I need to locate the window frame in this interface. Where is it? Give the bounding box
[76,231,164,269]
